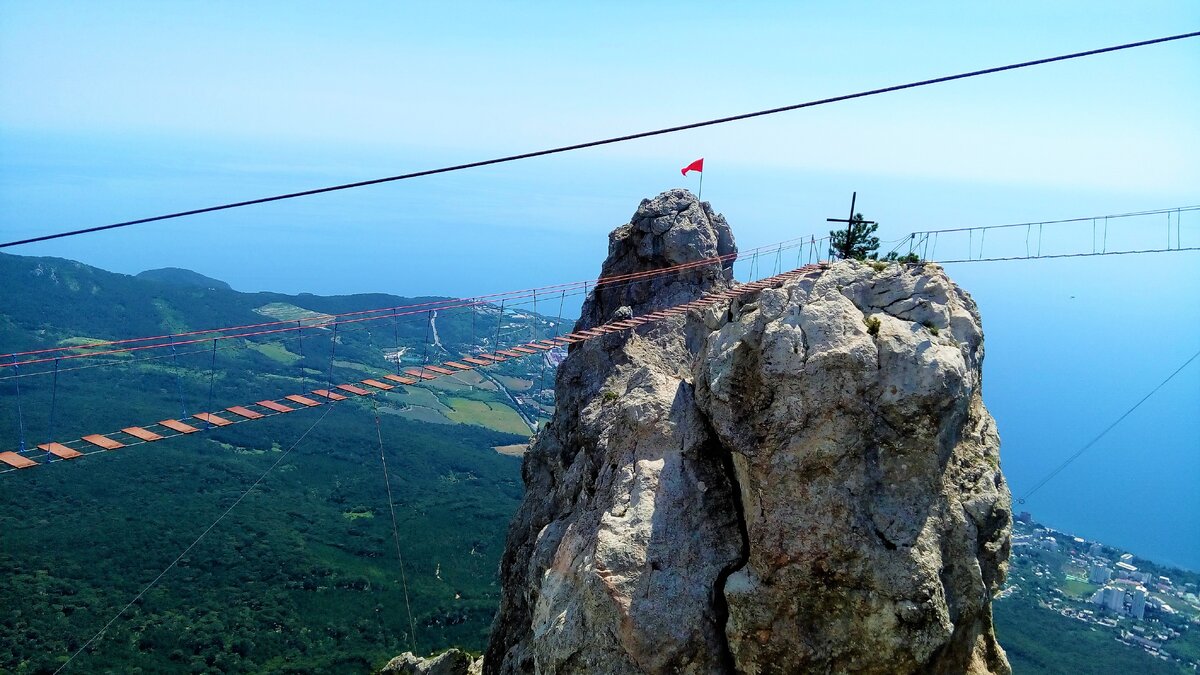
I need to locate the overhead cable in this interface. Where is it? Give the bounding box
[2,31,1197,249]
[1018,348,1200,503]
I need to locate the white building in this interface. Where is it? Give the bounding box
[1130,588,1148,620]
[1089,565,1112,584]
[1115,561,1138,578]
[1090,586,1127,613]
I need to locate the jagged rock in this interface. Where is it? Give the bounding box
[579,187,736,327]
[381,648,481,675]
[484,190,1011,674]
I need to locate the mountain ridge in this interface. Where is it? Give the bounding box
[135,266,233,291]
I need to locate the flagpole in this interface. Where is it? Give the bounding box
[698,170,704,200]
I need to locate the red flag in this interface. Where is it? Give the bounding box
[681,158,704,176]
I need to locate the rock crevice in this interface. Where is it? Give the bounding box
[480,189,1011,675]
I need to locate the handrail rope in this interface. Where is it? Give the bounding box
[908,204,1200,237]
[0,257,755,381]
[0,240,810,381]
[5,263,823,472]
[3,234,820,363]
[931,247,1200,264]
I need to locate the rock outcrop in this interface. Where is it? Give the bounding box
[482,189,1011,674]
[381,649,482,675]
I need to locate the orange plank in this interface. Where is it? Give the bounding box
[313,389,348,400]
[403,368,440,381]
[226,406,264,420]
[160,418,201,433]
[122,426,163,442]
[0,452,36,469]
[497,349,522,357]
[82,434,124,450]
[258,400,295,413]
[460,357,491,366]
[284,394,320,407]
[538,340,560,347]
[336,384,372,396]
[482,353,507,362]
[38,442,82,459]
[423,365,455,375]
[444,361,473,371]
[383,374,418,385]
[362,378,395,390]
[194,412,233,427]
[523,343,552,351]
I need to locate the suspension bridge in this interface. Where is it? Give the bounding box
[2,203,1196,474]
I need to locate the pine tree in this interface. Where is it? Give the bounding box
[829,214,880,260]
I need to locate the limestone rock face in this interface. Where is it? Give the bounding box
[579,187,736,328]
[483,190,1011,675]
[381,648,481,675]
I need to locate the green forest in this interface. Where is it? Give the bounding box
[0,253,556,673]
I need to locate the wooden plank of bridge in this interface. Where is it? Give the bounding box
[38,442,83,459]
[510,346,538,354]
[403,369,439,381]
[225,406,264,420]
[313,389,349,400]
[0,452,36,469]
[460,356,491,366]
[336,384,372,396]
[258,400,296,413]
[121,425,164,441]
[82,434,125,450]
[193,410,232,425]
[496,349,522,358]
[284,394,320,407]
[523,343,552,351]
[383,374,418,385]
[444,361,473,370]
[160,418,201,433]
[423,365,456,375]
[362,378,394,390]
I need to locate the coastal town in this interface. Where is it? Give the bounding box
[1000,515,1200,670]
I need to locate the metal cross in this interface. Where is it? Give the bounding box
[826,192,875,259]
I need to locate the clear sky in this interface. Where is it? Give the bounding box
[1,2,1198,566]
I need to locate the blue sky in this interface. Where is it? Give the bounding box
[1,2,1198,566]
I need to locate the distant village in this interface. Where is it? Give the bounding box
[1007,513,1200,668]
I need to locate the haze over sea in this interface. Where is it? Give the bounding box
[2,2,1198,568]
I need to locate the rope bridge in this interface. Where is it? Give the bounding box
[0,264,828,473]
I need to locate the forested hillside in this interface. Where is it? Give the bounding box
[0,252,559,673]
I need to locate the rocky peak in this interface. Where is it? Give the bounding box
[400,190,1011,674]
[579,188,736,328]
